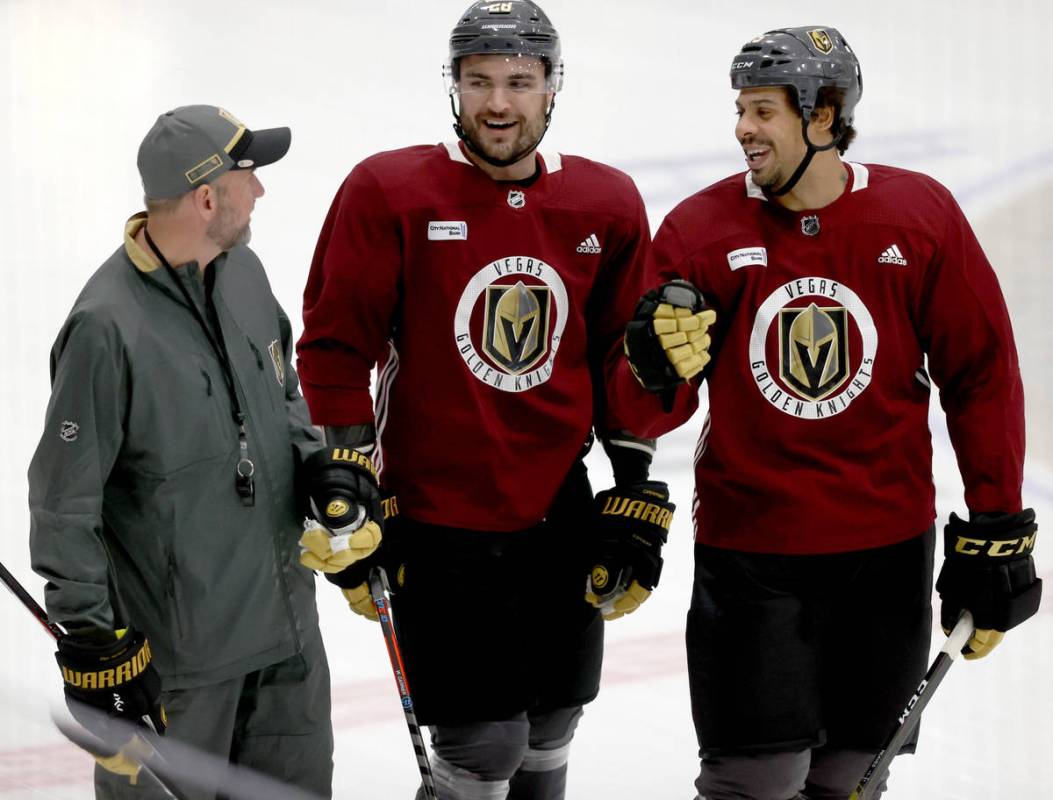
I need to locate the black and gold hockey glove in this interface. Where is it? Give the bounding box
[299,447,383,573]
[56,627,166,781]
[936,509,1042,659]
[624,279,716,393]
[325,496,403,621]
[584,482,675,621]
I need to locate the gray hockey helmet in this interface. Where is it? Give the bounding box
[447,0,563,90]
[730,27,862,127]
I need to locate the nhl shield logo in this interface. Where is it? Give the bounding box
[59,420,80,442]
[800,215,820,236]
[808,29,834,54]
[483,281,551,374]
[779,303,849,401]
[507,189,526,209]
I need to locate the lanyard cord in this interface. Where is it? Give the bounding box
[143,228,244,426]
[142,227,255,505]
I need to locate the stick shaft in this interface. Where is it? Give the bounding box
[850,611,974,800]
[369,569,438,800]
[0,558,64,639]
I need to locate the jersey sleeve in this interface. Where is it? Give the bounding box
[28,310,127,631]
[296,163,402,426]
[591,184,652,355]
[602,209,700,439]
[918,195,1024,513]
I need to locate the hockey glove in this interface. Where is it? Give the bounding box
[936,509,1042,660]
[584,482,674,621]
[299,447,383,573]
[326,496,403,621]
[624,280,716,392]
[56,627,166,782]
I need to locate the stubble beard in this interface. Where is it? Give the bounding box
[750,148,784,190]
[207,200,251,251]
[752,165,785,190]
[741,137,786,190]
[461,110,546,165]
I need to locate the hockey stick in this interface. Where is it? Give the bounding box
[369,566,440,800]
[848,610,975,800]
[53,701,326,800]
[0,557,65,640]
[0,557,185,799]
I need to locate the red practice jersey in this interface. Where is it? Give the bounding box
[297,143,653,531]
[639,163,1024,554]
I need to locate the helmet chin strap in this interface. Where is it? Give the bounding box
[450,95,556,169]
[771,115,843,197]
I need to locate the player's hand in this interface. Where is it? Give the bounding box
[584,482,674,620]
[56,627,166,782]
[624,280,716,392]
[936,509,1042,660]
[299,518,382,575]
[325,496,403,621]
[299,447,383,573]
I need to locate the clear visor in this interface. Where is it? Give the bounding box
[443,55,564,97]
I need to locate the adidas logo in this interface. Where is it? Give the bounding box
[576,234,602,254]
[877,243,908,266]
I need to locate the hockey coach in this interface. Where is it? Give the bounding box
[28,105,373,799]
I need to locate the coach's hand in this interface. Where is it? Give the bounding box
[56,627,166,781]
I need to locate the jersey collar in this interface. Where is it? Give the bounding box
[744,162,870,202]
[443,141,563,175]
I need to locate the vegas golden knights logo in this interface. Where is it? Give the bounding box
[483,281,551,375]
[808,29,834,54]
[268,339,285,386]
[779,303,849,401]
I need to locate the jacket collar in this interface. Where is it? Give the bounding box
[123,213,161,273]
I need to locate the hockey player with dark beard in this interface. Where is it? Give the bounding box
[613,26,1042,800]
[294,2,707,798]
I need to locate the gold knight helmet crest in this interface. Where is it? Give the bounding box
[808,29,834,54]
[268,339,285,386]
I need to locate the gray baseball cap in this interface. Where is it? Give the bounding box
[137,105,291,199]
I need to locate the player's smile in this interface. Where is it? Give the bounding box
[480,116,519,137]
[742,142,773,171]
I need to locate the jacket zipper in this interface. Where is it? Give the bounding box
[165,552,186,644]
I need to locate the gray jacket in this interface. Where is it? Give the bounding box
[29,214,323,690]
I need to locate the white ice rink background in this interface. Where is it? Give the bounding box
[1,1,1051,797]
